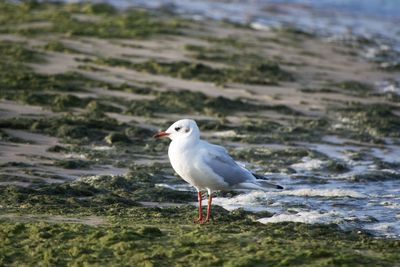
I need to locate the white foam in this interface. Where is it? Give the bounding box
[212,130,238,138]
[64,153,86,159]
[370,147,400,163]
[213,191,270,212]
[250,22,271,31]
[92,146,113,151]
[375,80,400,95]
[281,188,367,198]
[258,210,342,224]
[322,135,347,145]
[213,188,366,213]
[380,201,400,209]
[80,174,118,183]
[290,157,325,172]
[155,183,195,192]
[364,222,400,238]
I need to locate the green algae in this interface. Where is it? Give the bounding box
[336,103,400,141]
[0,212,399,266]
[183,42,293,85]
[43,41,82,54]
[11,92,92,112]
[50,8,184,39]
[0,40,97,98]
[132,59,227,83]
[46,145,69,153]
[275,26,315,39]
[0,113,128,145]
[301,81,374,96]
[197,118,232,131]
[0,129,30,144]
[203,36,248,49]
[381,62,400,71]
[0,40,95,106]
[0,2,186,38]
[0,39,79,88]
[225,117,330,145]
[350,170,400,182]
[85,100,123,114]
[103,83,153,95]
[104,132,131,145]
[54,159,91,169]
[231,147,326,173]
[126,90,263,117]
[95,57,292,85]
[0,41,43,63]
[125,91,298,118]
[300,87,338,94]
[384,92,400,102]
[334,81,374,96]
[0,69,92,93]
[325,160,350,173]
[0,164,193,215]
[227,108,398,145]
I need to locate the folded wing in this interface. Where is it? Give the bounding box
[202,144,256,186]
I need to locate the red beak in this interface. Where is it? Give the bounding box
[153,131,170,139]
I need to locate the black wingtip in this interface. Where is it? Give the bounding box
[276,185,284,190]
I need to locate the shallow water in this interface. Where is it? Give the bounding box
[99,0,400,46]
[215,177,400,239]
[221,136,400,238]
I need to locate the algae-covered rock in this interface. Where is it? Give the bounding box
[336,103,400,141]
[54,159,91,169]
[350,170,400,182]
[0,215,399,266]
[138,226,163,237]
[126,90,263,117]
[105,132,130,145]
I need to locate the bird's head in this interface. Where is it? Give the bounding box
[153,119,200,141]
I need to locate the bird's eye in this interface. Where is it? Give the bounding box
[174,127,181,131]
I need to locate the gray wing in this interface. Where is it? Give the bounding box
[202,144,255,186]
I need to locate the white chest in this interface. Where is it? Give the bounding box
[168,141,194,183]
[167,140,227,190]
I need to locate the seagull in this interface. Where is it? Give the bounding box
[154,119,283,224]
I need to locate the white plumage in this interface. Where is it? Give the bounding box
[154,119,283,224]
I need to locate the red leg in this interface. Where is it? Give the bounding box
[200,194,212,224]
[194,191,203,223]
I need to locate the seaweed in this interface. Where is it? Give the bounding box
[126,90,263,117]
[0,40,43,63]
[54,159,91,169]
[335,103,400,140]
[334,81,374,95]
[231,147,326,173]
[96,58,293,85]
[43,41,82,54]
[0,201,399,266]
[0,2,186,38]
[0,113,125,145]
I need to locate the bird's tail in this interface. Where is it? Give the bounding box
[252,173,284,189]
[234,181,283,191]
[257,180,284,189]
